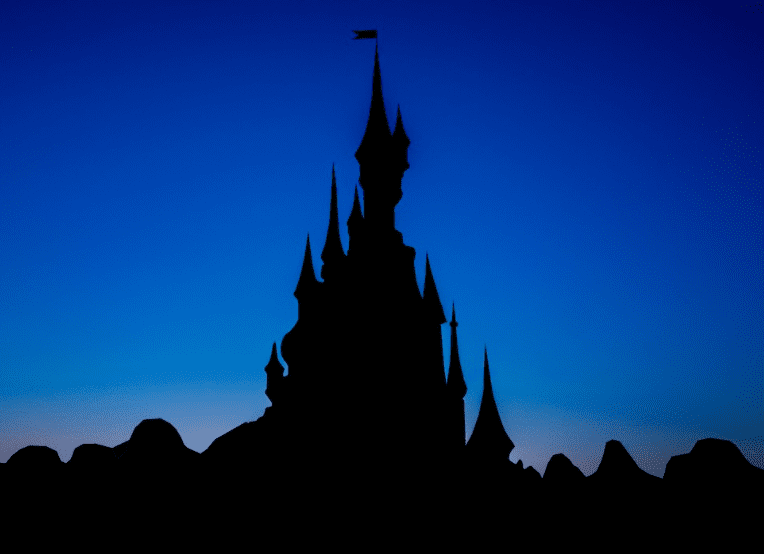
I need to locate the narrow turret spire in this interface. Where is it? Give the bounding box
[393,105,409,145]
[423,253,447,324]
[392,105,410,172]
[355,43,391,164]
[347,185,365,256]
[294,234,318,299]
[321,164,345,279]
[447,303,467,399]
[466,347,514,460]
[348,185,363,227]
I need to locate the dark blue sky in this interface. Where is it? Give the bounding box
[2,0,762,476]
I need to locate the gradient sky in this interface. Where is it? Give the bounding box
[2,0,762,476]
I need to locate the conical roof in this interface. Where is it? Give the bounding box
[392,105,410,173]
[347,185,363,227]
[321,164,345,271]
[392,105,410,147]
[294,234,318,299]
[466,348,513,459]
[423,254,447,324]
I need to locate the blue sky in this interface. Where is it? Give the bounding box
[1,0,762,476]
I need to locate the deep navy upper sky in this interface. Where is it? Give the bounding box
[1,0,762,476]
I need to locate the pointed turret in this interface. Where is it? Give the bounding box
[355,44,391,165]
[422,254,447,324]
[264,342,285,404]
[348,185,363,227]
[294,234,318,300]
[447,304,467,399]
[282,235,321,381]
[321,164,345,280]
[392,105,410,172]
[447,303,468,450]
[421,253,447,391]
[466,348,514,461]
[347,185,364,256]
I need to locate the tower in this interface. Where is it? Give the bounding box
[355,44,410,240]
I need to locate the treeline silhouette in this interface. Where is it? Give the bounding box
[3,420,762,546]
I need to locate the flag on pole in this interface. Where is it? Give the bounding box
[353,30,377,40]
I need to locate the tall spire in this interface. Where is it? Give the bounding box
[355,43,391,165]
[321,164,345,279]
[354,44,407,234]
[466,347,514,460]
[447,303,467,399]
[294,234,318,299]
[423,253,447,324]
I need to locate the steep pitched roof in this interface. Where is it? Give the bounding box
[347,185,363,228]
[294,234,318,299]
[423,254,447,324]
[392,105,410,171]
[392,104,409,145]
[466,348,514,460]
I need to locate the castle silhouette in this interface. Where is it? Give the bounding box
[202,44,514,488]
[5,42,763,547]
